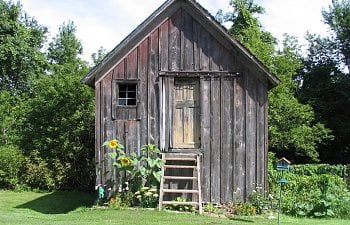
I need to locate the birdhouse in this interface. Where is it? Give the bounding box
[276,157,291,171]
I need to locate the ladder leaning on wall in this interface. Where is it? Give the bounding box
[158,153,203,214]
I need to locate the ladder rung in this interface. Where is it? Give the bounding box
[162,201,199,206]
[162,189,199,194]
[163,176,197,180]
[164,165,196,169]
[165,157,196,161]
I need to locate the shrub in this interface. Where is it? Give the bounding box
[21,150,55,190]
[0,145,24,189]
[134,186,159,208]
[269,162,350,219]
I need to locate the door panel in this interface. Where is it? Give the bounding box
[173,79,200,148]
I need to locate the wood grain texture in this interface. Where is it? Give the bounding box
[221,77,234,202]
[200,78,211,202]
[94,6,271,203]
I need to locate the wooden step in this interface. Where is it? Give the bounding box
[162,201,199,206]
[163,176,197,180]
[164,157,197,161]
[162,189,199,194]
[159,153,203,214]
[164,165,197,169]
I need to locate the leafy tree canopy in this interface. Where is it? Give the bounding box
[220,0,332,162]
[0,0,47,93]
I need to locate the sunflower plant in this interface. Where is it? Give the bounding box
[104,140,164,188]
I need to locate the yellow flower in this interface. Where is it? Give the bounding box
[108,139,118,148]
[120,156,131,166]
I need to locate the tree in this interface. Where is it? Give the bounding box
[91,46,107,66]
[0,0,47,92]
[322,0,350,71]
[298,33,350,163]
[20,22,95,189]
[296,0,350,163]
[221,0,332,162]
[47,21,85,74]
[268,36,332,162]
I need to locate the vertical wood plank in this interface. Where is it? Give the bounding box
[95,82,102,187]
[125,121,138,155]
[138,39,148,148]
[210,36,221,71]
[245,71,257,196]
[193,20,200,71]
[159,20,169,71]
[126,48,138,79]
[149,29,159,144]
[102,73,113,190]
[233,74,246,201]
[167,77,174,148]
[211,77,221,202]
[220,77,234,202]
[169,9,181,71]
[200,78,211,202]
[182,10,194,71]
[256,82,265,188]
[264,83,269,192]
[198,24,210,70]
[113,60,125,79]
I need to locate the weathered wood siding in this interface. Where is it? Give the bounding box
[95,7,269,203]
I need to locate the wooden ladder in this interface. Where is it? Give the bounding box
[158,153,203,214]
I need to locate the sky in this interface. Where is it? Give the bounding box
[20,0,333,63]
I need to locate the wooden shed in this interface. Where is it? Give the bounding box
[82,0,279,203]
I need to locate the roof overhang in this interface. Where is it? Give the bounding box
[82,0,280,89]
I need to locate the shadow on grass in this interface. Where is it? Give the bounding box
[16,191,96,214]
[229,217,255,223]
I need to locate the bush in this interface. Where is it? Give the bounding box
[21,150,55,190]
[0,145,24,189]
[269,162,350,219]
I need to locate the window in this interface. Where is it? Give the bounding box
[118,84,137,106]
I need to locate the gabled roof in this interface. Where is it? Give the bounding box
[82,0,280,89]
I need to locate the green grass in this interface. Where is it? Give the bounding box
[0,190,349,225]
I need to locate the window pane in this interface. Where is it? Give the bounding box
[119,91,127,98]
[117,83,137,106]
[128,99,136,105]
[128,91,136,98]
[119,85,127,92]
[118,99,127,106]
[128,85,136,92]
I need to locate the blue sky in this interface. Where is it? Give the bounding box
[20,0,332,62]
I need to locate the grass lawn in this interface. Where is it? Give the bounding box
[0,190,349,225]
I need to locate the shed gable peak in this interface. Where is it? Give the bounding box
[82,0,279,89]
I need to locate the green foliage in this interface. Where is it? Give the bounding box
[249,184,268,214]
[322,0,350,70]
[203,202,222,214]
[134,187,159,208]
[91,46,107,66]
[0,91,26,146]
[0,145,24,189]
[269,164,350,219]
[47,21,84,74]
[223,0,276,67]
[21,150,55,190]
[220,1,332,162]
[0,0,47,92]
[299,33,350,163]
[19,72,95,190]
[109,142,164,188]
[165,197,196,212]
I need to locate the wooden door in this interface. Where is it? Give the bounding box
[173,78,200,148]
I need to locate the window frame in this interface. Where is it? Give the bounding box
[113,80,139,109]
[117,83,137,106]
